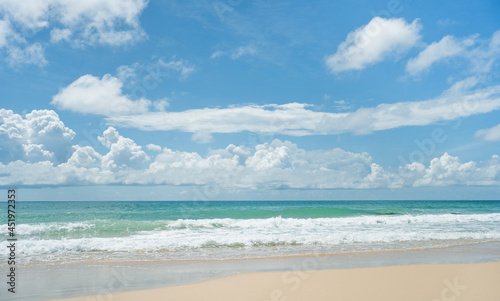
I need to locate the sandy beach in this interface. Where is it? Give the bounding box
[53,261,500,301]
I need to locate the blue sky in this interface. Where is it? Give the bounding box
[1,0,500,200]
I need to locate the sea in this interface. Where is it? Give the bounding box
[2,200,500,267]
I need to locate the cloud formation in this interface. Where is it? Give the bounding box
[475,124,500,142]
[406,35,474,76]
[210,45,258,60]
[52,74,151,116]
[0,0,149,65]
[100,78,500,137]
[406,30,500,76]
[52,58,195,116]
[1,120,500,189]
[325,17,421,73]
[0,109,75,164]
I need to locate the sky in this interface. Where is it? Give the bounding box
[1,0,500,201]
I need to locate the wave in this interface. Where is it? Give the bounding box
[10,212,500,235]
[2,213,499,262]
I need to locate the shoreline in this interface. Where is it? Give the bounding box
[6,241,500,301]
[52,261,500,301]
[8,238,500,269]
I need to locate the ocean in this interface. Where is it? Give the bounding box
[2,200,500,266]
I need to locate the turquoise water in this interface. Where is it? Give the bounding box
[2,200,500,265]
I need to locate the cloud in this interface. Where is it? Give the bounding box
[116,58,196,87]
[6,43,47,67]
[52,74,151,116]
[52,58,195,116]
[406,35,472,76]
[325,17,421,73]
[146,144,162,152]
[67,145,102,169]
[192,131,214,144]
[106,78,500,136]
[411,153,486,187]
[231,45,257,59]
[407,30,500,77]
[0,18,12,48]
[2,123,500,189]
[0,109,75,164]
[157,58,195,79]
[209,45,257,60]
[210,50,224,59]
[0,0,148,46]
[0,0,149,65]
[98,127,149,171]
[475,124,500,142]
[50,28,72,43]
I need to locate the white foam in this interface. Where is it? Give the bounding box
[14,221,95,235]
[5,213,500,264]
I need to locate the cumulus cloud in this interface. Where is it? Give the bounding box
[0,0,148,46]
[1,124,500,189]
[66,145,102,169]
[106,79,500,136]
[52,58,195,116]
[412,153,482,187]
[52,74,151,116]
[325,17,421,73]
[98,127,149,171]
[0,0,149,65]
[475,124,500,142]
[0,109,75,164]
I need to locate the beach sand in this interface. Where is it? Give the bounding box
[53,261,500,301]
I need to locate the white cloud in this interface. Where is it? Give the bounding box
[116,58,195,87]
[157,58,195,80]
[475,124,500,142]
[231,45,257,59]
[0,0,148,46]
[407,30,500,77]
[0,109,75,164]
[209,45,257,60]
[406,35,475,76]
[470,30,500,74]
[50,28,72,43]
[106,79,500,136]
[98,127,149,171]
[52,74,151,116]
[67,145,102,169]
[52,58,195,116]
[116,64,138,82]
[153,99,169,112]
[146,144,162,152]
[325,17,421,73]
[0,0,51,30]
[7,43,47,67]
[2,124,500,189]
[0,0,148,65]
[192,131,214,144]
[412,153,479,187]
[210,50,224,59]
[0,18,12,48]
